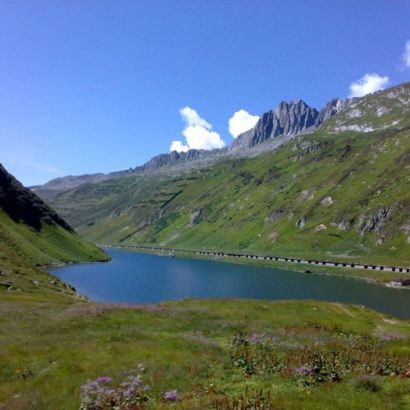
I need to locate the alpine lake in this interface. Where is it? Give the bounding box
[48,248,410,319]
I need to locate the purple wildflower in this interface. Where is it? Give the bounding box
[164,389,180,401]
[96,376,112,384]
[123,388,133,398]
[380,331,406,341]
[80,367,151,409]
[249,333,265,344]
[294,366,314,376]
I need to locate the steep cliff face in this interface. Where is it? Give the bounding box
[315,98,352,125]
[231,98,350,149]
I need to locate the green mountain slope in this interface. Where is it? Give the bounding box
[0,164,108,297]
[45,83,410,266]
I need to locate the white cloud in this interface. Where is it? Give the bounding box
[349,73,390,97]
[179,106,211,129]
[169,106,225,152]
[228,109,259,138]
[170,140,189,152]
[402,39,410,69]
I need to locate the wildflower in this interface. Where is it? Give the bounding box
[164,389,180,401]
[294,366,314,376]
[80,367,150,409]
[379,331,406,341]
[96,376,112,384]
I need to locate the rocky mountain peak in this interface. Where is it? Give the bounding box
[231,97,350,149]
[232,99,320,149]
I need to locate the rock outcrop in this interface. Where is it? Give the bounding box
[315,98,352,125]
[232,100,318,149]
[189,208,208,226]
[231,98,350,149]
[140,149,206,172]
[321,196,334,207]
[356,207,392,235]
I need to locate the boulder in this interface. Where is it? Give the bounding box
[321,196,333,207]
[315,224,327,232]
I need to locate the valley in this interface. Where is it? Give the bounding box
[1,83,410,409]
[2,4,410,409]
[35,84,410,279]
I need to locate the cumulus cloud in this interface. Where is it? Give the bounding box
[228,109,259,138]
[169,140,189,152]
[169,106,225,152]
[401,39,410,69]
[349,73,390,97]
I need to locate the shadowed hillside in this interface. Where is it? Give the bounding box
[0,164,108,297]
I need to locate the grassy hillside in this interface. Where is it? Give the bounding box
[0,164,108,297]
[1,296,410,409]
[47,83,410,267]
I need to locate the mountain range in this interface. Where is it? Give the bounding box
[31,95,352,200]
[32,82,410,266]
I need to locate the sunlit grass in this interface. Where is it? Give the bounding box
[1,296,410,409]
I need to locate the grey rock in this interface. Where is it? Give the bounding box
[337,220,352,231]
[232,100,319,149]
[315,98,352,125]
[141,150,202,171]
[189,208,207,226]
[300,189,315,200]
[321,196,333,207]
[356,207,392,235]
[231,97,351,150]
[315,224,327,232]
[296,216,306,228]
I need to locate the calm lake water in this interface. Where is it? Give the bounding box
[51,249,410,319]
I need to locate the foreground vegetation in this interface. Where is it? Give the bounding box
[1,292,410,409]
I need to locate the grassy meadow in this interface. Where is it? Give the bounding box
[1,293,410,409]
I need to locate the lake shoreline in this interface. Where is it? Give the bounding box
[51,248,410,319]
[106,245,410,289]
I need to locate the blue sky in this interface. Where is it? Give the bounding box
[1,1,409,186]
